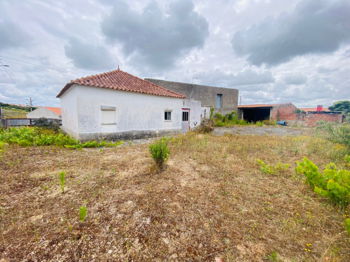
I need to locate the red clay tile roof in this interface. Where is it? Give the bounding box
[57,69,186,99]
[43,107,61,116]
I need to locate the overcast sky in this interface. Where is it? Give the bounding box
[0,0,349,107]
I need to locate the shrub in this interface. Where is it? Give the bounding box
[79,206,88,222]
[211,110,248,127]
[195,119,214,133]
[32,118,60,131]
[256,159,290,175]
[317,122,350,148]
[0,127,123,149]
[255,121,264,127]
[149,138,170,170]
[296,157,350,207]
[263,120,277,126]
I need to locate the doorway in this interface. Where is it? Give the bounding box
[182,108,190,133]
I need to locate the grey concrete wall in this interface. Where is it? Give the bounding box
[146,79,239,114]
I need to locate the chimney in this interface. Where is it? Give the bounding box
[316,105,323,112]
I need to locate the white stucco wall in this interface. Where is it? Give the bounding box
[60,85,184,139]
[60,87,79,138]
[27,107,60,119]
[183,99,202,129]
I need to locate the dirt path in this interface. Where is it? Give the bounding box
[213,126,310,136]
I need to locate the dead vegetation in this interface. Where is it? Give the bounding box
[0,132,349,261]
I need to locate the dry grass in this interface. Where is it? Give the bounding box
[0,132,349,261]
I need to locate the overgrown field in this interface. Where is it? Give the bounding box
[1,131,350,261]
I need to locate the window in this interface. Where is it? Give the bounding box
[216,94,223,108]
[101,106,116,125]
[182,111,189,121]
[164,111,172,121]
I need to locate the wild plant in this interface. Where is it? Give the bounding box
[256,159,290,175]
[317,122,350,148]
[149,138,170,170]
[296,157,350,207]
[79,206,88,222]
[59,171,66,193]
[345,218,350,235]
[0,127,123,149]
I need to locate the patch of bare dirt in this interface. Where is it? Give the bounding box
[0,133,349,261]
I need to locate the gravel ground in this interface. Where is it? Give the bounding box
[213,126,310,136]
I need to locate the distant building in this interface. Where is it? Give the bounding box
[27,107,61,120]
[238,103,344,126]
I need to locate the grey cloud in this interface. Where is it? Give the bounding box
[194,69,274,88]
[101,0,209,70]
[232,0,350,66]
[64,38,116,70]
[283,74,307,85]
[0,20,28,51]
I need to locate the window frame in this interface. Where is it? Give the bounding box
[101,105,116,125]
[164,110,172,121]
[216,94,223,109]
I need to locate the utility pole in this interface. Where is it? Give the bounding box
[28,97,33,111]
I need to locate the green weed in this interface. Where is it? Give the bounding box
[256,159,290,175]
[149,138,170,170]
[59,171,66,193]
[79,206,88,222]
[296,158,350,208]
[0,127,123,149]
[345,218,350,235]
[265,251,280,262]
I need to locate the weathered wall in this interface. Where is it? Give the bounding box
[60,87,79,138]
[60,85,186,140]
[295,113,344,127]
[183,99,202,129]
[270,103,343,126]
[270,103,298,121]
[27,107,61,119]
[146,79,238,114]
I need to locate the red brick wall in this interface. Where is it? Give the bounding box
[303,113,343,127]
[270,104,298,121]
[270,104,343,126]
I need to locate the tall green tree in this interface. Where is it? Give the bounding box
[329,101,350,114]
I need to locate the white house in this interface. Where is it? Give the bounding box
[27,107,61,119]
[57,69,202,140]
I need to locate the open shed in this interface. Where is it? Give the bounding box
[238,103,298,123]
[238,104,274,122]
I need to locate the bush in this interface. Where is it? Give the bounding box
[149,138,170,170]
[256,159,290,175]
[263,120,277,126]
[296,157,350,207]
[195,119,214,133]
[211,110,248,127]
[255,121,264,127]
[317,122,350,148]
[32,118,60,131]
[0,127,123,149]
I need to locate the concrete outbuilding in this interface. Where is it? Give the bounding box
[146,79,239,115]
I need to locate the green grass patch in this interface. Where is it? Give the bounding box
[0,127,123,149]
